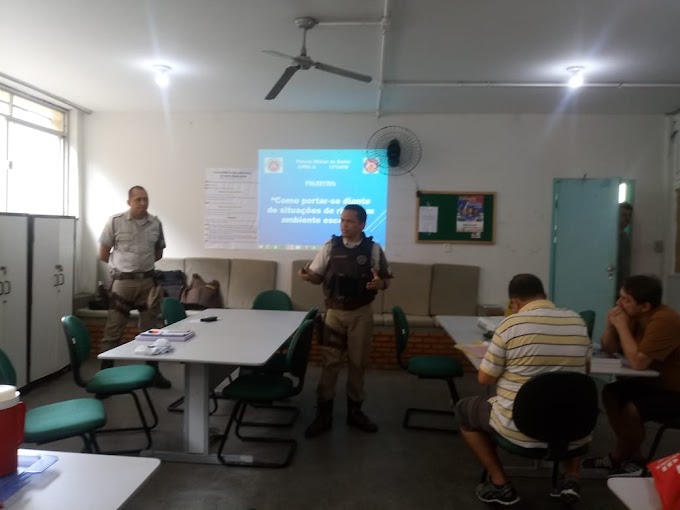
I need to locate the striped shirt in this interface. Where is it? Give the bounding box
[480,299,592,449]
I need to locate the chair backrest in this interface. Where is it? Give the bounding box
[513,371,598,458]
[162,297,187,325]
[285,319,315,392]
[0,348,17,386]
[392,306,410,368]
[61,315,92,388]
[578,310,595,339]
[252,290,293,311]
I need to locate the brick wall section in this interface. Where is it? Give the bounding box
[81,318,475,372]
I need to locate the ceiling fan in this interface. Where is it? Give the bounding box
[263,17,373,100]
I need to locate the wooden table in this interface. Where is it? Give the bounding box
[4,449,159,510]
[99,308,306,464]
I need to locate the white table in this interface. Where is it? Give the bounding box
[99,308,307,464]
[5,449,159,510]
[608,477,661,510]
[439,315,659,377]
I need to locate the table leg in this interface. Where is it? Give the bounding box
[185,362,210,454]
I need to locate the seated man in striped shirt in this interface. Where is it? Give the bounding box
[455,274,592,506]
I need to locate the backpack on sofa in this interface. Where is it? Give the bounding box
[155,270,186,301]
[181,273,222,310]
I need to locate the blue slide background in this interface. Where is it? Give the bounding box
[258,149,388,249]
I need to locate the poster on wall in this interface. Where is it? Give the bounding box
[204,168,258,249]
[456,195,485,236]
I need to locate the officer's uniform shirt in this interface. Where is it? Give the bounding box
[99,211,165,273]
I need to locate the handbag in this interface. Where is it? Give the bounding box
[180,273,222,310]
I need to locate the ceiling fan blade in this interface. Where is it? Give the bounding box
[262,49,298,61]
[265,65,299,100]
[313,61,372,83]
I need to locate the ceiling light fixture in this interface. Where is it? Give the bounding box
[566,66,585,89]
[153,65,171,88]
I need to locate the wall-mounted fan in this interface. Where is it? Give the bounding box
[366,126,422,176]
[263,17,373,100]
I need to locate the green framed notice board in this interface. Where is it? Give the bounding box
[416,191,496,244]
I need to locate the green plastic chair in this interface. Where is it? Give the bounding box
[251,290,293,311]
[578,310,596,339]
[162,297,187,325]
[61,315,159,453]
[217,318,315,468]
[260,307,319,375]
[0,348,106,453]
[393,305,463,433]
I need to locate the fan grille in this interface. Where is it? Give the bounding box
[366,126,422,176]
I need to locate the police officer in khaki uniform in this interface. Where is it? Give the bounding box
[99,185,170,388]
[299,204,391,438]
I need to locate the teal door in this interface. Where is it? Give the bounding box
[550,178,632,344]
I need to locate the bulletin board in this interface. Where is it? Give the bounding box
[416,191,496,244]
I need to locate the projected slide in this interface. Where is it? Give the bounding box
[258,149,388,249]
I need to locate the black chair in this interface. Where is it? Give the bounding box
[642,417,680,475]
[483,371,599,492]
[578,310,595,339]
[392,305,463,433]
[217,318,315,468]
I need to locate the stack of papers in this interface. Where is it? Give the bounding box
[135,329,195,342]
[593,352,622,367]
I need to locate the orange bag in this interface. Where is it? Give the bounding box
[648,453,680,510]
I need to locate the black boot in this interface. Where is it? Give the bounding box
[347,399,378,433]
[146,361,172,389]
[305,399,333,438]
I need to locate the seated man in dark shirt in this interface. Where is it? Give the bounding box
[583,275,680,476]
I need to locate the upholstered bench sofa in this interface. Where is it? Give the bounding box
[75,259,482,370]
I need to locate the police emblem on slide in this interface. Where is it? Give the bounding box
[356,255,368,265]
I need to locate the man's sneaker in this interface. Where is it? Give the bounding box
[609,462,643,477]
[475,480,520,506]
[550,478,581,504]
[582,454,643,477]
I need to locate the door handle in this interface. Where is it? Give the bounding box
[58,273,65,286]
[54,274,60,287]
[607,265,615,280]
[4,281,9,295]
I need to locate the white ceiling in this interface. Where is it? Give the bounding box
[1,0,679,114]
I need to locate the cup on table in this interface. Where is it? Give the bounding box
[0,384,26,477]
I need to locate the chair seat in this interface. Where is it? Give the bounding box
[494,432,590,460]
[85,365,156,394]
[24,398,107,443]
[408,355,463,378]
[223,373,294,402]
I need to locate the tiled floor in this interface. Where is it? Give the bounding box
[20,361,672,509]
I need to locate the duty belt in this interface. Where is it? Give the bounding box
[113,270,155,280]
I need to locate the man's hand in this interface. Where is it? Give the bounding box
[366,268,384,291]
[609,306,632,332]
[298,262,322,284]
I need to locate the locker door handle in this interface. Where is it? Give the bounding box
[54,274,60,287]
[58,274,65,286]
[4,281,9,295]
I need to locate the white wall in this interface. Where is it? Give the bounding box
[81,112,667,305]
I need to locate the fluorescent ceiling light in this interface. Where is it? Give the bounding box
[153,65,171,88]
[567,66,585,89]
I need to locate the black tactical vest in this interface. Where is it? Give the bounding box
[323,234,376,310]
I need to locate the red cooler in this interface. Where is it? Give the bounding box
[0,385,25,477]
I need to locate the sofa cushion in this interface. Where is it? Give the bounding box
[382,262,432,317]
[226,259,276,309]
[184,258,230,308]
[429,264,480,316]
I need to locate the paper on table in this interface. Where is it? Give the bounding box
[461,344,490,359]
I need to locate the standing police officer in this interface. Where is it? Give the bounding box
[299,204,392,437]
[99,185,171,388]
